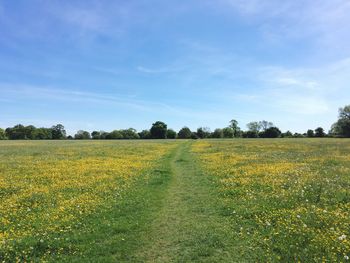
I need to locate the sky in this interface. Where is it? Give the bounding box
[1,0,350,135]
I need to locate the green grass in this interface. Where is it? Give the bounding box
[191,138,350,262]
[136,141,242,262]
[44,144,178,262]
[46,141,243,262]
[1,139,350,262]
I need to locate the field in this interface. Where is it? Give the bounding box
[0,139,349,262]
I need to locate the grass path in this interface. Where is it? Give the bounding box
[46,141,240,262]
[137,141,239,262]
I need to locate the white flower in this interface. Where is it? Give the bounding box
[344,255,349,260]
[339,234,347,241]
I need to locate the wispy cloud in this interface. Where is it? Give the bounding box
[45,1,129,37]
[0,0,136,44]
[136,65,186,74]
[0,83,228,123]
[0,83,156,111]
[256,57,350,114]
[215,0,350,52]
[218,0,292,16]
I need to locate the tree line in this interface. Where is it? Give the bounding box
[1,105,349,140]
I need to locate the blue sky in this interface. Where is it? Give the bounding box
[1,0,350,135]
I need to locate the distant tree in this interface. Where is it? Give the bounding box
[0,128,6,139]
[235,130,243,138]
[5,124,27,139]
[91,131,101,139]
[246,122,260,138]
[247,121,260,132]
[106,130,123,139]
[197,127,211,139]
[307,129,314,138]
[242,131,259,138]
[331,105,350,137]
[191,132,199,139]
[74,130,91,139]
[259,120,274,131]
[138,130,151,139]
[23,125,36,139]
[293,133,304,138]
[33,128,52,139]
[177,127,192,139]
[212,128,223,138]
[259,127,281,138]
[229,119,241,137]
[166,129,177,139]
[99,131,109,139]
[339,105,350,119]
[314,127,325,137]
[222,127,234,138]
[281,131,293,138]
[120,128,139,139]
[67,135,73,140]
[51,124,66,139]
[150,121,167,139]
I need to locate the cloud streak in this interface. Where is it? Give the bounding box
[216,0,350,53]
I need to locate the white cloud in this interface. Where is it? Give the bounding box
[255,57,350,115]
[218,0,292,16]
[136,66,181,74]
[0,83,229,124]
[216,0,350,51]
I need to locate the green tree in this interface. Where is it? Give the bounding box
[339,105,350,119]
[314,127,325,137]
[33,128,52,139]
[51,124,66,139]
[293,133,304,138]
[222,127,234,138]
[120,128,139,139]
[150,121,167,139]
[247,121,260,133]
[166,129,177,139]
[106,130,123,139]
[306,129,314,137]
[91,131,101,139]
[138,130,151,139]
[281,131,293,138]
[331,105,350,137]
[259,127,281,138]
[259,120,274,131]
[0,128,6,139]
[242,131,258,138]
[24,125,36,139]
[229,119,241,137]
[74,130,91,139]
[197,127,210,139]
[5,124,26,139]
[191,132,199,139]
[246,122,260,138]
[177,127,192,139]
[212,128,223,138]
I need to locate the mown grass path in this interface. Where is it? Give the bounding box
[137,141,238,262]
[40,141,239,262]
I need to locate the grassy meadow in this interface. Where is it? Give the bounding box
[192,139,350,262]
[0,139,349,262]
